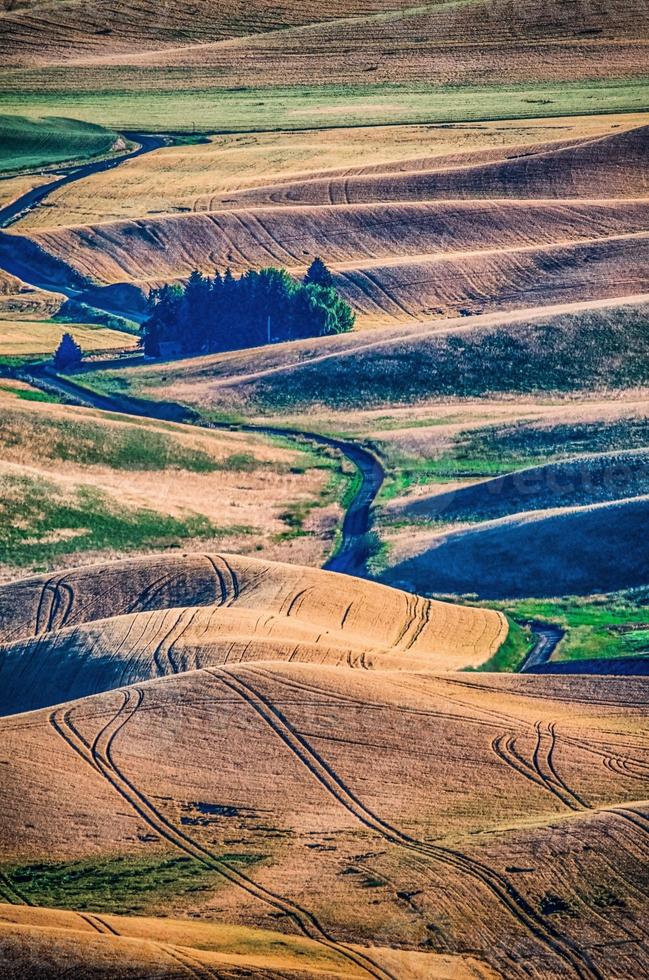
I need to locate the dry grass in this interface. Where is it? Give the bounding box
[91,297,649,417]
[0,269,64,318]
[0,173,55,210]
[0,390,343,577]
[0,904,481,979]
[0,316,135,356]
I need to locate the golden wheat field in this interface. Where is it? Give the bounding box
[1,0,649,976]
[6,118,648,330]
[0,554,648,979]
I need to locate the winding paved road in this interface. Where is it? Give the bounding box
[0,133,385,574]
[519,621,566,671]
[0,133,169,230]
[20,366,385,576]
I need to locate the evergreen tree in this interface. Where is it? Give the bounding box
[53,332,82,370]
[141,284,183,356]
[304,257,333,288]
[181,270,211,352]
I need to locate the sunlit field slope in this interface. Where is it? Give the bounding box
[0,386,346,579]
[19,113,641,229]
[0,553,647,978]
[0,318,135,360]
[0,552,507,712]
[8,122,649,331]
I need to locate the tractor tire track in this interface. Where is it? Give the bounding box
[492,728,587,811]
[544,722,590,810]
[79,910,222,979]
[48,692,393,980]
[208,668,602,980]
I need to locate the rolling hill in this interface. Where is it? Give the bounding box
[198,124,649,209]
[6,123,648,333]
[0,551,647,977]
[16,114,638,231]
[398,449,649,523]
[0,551,507,714]
[91,297,649,413]
[383,494,649,598]
[2,0,648,94]
[0,0,648,976]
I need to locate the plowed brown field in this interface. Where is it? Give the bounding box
[3,0,648,92]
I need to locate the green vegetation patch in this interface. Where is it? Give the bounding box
[488,593,649,662]
[467,618,533,672]
[1,852,260,914]
[460,417,649,466]
[0,473,245,568]
[0,383,60,404]
[1,78,647,132]
[0,114,117,173]
[271,438,353,543]
[0,409,220,472]
[377,415,649,505]
[377,447,515,503]
[230,304,649,412]
[56,300,140,336]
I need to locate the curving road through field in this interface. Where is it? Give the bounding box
[19,365,385,576]
[519,621,566,671]
[0,131,386,575]
[0,133,169,230]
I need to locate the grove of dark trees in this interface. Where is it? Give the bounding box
[141,260,355,358]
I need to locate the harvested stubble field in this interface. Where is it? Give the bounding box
[2,0,649,98]
[0,387,346,579]
[0,553,647,978]
[15,113,642,229]
[7,121,649,333]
